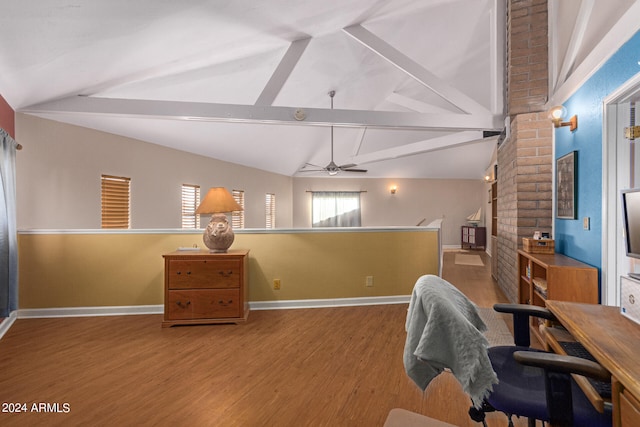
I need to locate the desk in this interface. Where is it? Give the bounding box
[545,300,640,426]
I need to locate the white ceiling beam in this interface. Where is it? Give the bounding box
[548,0,560,94]
[553,0,594,92]
[351,127,368,157]
[255,38,311,106]
[386,92,455,114]
[343,24,492,116]
[548,0,640,106]
[352,131,485,165]
[490,0,506,115]
[21,96,504,131]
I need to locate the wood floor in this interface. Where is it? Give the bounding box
[0,249,526,427]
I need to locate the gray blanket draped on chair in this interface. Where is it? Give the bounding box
[403,275,497,407]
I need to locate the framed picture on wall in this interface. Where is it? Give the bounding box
[556,151,577,219]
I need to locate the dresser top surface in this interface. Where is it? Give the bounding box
[163,249,249,258]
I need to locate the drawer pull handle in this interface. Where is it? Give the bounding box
[176,300,191,308]
[218,270,234,277]
[218,299,234,305]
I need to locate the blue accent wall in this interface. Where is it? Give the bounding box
[554,30,640,270]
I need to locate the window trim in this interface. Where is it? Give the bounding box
[265,193,276,229]
[101,174,131,229]
[232,189,245,229]
[181,184,201,229]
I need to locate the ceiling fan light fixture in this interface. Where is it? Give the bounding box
[296,90,367,176]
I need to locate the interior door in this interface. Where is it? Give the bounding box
[605,88,640,306]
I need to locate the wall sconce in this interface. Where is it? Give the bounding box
[390,185,397,194]
[550,106,578,131]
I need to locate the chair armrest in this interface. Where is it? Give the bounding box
[493,304,557,347]
[493,303,556,321]
[513,351,610,382]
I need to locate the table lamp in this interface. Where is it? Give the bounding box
[195,187,243,253]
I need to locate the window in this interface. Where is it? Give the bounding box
[101,174,131,229]
[181,184,200,229]
[232,189,245,229]
[312,191,361,227]
[265,193,276,229]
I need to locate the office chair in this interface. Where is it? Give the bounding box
[470,303,612,427]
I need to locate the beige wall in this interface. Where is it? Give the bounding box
[16,113,293,229]
[16,114,489,247]
[293,177,488,246]
[18,229,440,309]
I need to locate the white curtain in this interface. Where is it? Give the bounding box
[312,191,361,227]
[0,128,18,317]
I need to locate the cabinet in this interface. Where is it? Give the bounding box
[545,301,640,427]
[491,181,498,279]
[491,181,497,237]
[461,226,486,249]
[517,250,598,344]
[162,250,249,327]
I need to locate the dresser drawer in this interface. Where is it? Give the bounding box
[620,388,640,426]
[167,289,240,320]
[168,259,241,289]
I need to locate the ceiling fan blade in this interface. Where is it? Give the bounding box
[300,162,324,169]
[297,169,326,173]
[338,163,357,169]
[342,168,368,173]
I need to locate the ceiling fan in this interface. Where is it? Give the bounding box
[298,90,367,176]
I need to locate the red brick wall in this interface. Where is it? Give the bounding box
[514,112,553,240]
[497,0,551,303]
[508,0,549,114]
[0,94,15,138]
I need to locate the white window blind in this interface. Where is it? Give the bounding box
[232,189,245,229]
[312,191,361,227]
[265,193,276,229]
[101,174,131,229]
[181,184,200,229]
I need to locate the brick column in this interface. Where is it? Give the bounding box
[508,0,549,114]
[496,0,552,302]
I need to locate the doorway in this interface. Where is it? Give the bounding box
[603,73,640,306]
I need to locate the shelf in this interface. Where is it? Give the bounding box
[517,250,598,346]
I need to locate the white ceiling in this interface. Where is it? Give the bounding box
[0,1,635,179]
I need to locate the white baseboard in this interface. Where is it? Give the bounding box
[249,295,410,310]
[0,311,17,339]
[17,305,164,319]
[14,296,412,320]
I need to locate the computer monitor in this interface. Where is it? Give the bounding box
[621,188,640,279]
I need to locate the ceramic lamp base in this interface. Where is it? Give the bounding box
[202,213,235,253]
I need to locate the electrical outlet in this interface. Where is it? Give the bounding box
[365,276,374,287]
[273,279,281,290]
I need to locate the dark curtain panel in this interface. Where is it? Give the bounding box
[0,128,18,317]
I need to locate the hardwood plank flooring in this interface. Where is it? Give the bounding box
[0,249,527,426]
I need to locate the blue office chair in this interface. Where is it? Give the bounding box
[470,304,612,427]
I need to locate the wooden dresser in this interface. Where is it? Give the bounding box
[162,249,249,327]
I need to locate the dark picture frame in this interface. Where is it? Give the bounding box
[556,151,577,219]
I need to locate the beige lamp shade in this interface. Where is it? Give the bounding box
[195,187,242,214]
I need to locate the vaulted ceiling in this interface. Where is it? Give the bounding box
[0,0,636,179]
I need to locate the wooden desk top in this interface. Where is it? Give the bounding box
[545,300,640,399]
[518,249,596,269]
